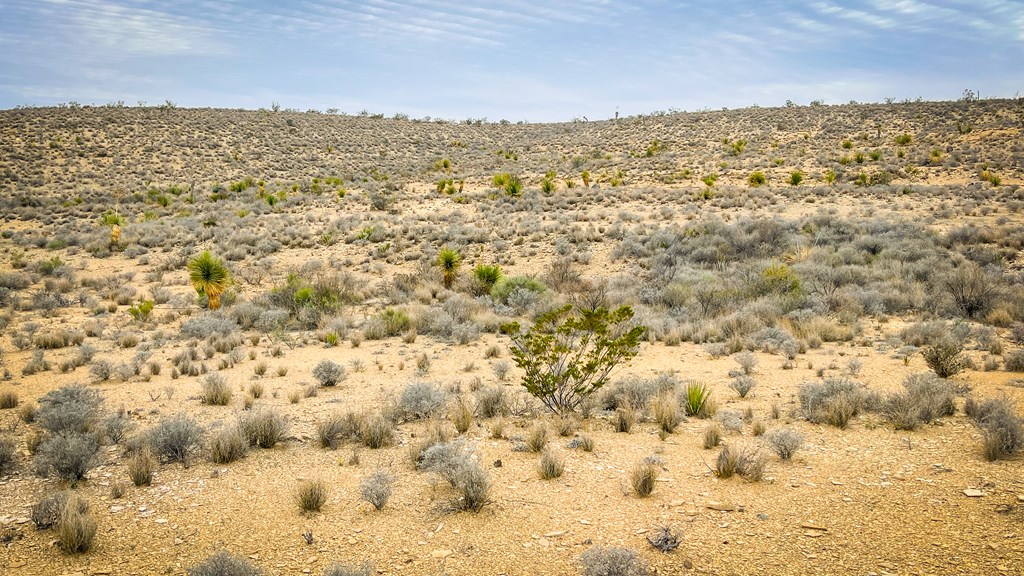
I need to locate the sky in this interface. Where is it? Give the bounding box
[0,0,1022,122]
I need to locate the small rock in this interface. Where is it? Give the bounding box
[801,523,827,532]
[493,460,502,468]
[683,559,693,569]
[707,502,743,512]
[431,549,452,559]
[963,489,985,497]
[543,531,565,538]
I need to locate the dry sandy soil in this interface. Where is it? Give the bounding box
[0,100,1023,576]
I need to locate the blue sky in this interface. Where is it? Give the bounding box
[1,0,1022,121]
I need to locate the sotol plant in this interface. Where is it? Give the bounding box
[504,305,646,414]
[436,247,462,289]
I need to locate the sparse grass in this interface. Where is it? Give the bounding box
[525,423,549,452]
[0,434,16,472]
[358,413,395,449]
[652,390,681,433]
[630,461,658,497]
[451,395,474,434]
[188,551,262,576]
[127,446,157,486]
[763,428,804,460]
[359,470,395,510]
[241,409,288,449]
[56,496,97,553]
[702,422,722,449]
[0,391,18,409]
[614,403,637,433]
[317,412,361,449]
[296,479,328,512]
[580,546,648,576]
[201,374,232,405]
[210,426,248,463]
[538,449,564,479]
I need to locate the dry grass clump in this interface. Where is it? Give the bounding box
[614,403,637,433]
[763,428,804,460]
[567,433,594,452]
[188,551,262,576]
[525,423,549,452]
[419,440,492,512]
[359,470,396,510]
[317,411,362,449]
[127,446,157,485]
[241,409,289,449]
[538,449,564,479]
[651,390,682,433]
[630,460,658,497]
[580,546,648,576]
[210,426,248,463]
[882,373,956,430]
[702,422,722,449]
[451,395,474,434]
[200,374,232,405]
[0,391,18,409]
[965,396,1023,461]
[32,492,96,553]
[295,479,328,512]
[715,444,766,481]
[358,413,396,449]
[799,378,867,428]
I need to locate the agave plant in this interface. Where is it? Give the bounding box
[187,251,230,310]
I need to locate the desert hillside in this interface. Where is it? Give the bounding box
[0,100,1023,576]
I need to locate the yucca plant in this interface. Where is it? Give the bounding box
[436,247,462,289]
[473,264,502,291]
[187,251,230,310]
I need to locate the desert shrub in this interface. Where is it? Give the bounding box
[476,386,509,418]
[451,395,474,434]
[201,374,233,405]
[884,373,955,430]
[102,412,134,444]
[943,263,999,319]
[323,563,374,576]
[1004,350,1024,372]
[966,398,1023,461]
[37,385,102,434]
[490,275,546,304]
[180,312,237,339]
[579,546,648,576]
[799,378,866,428]
[408,421,454,465]
[567,434,594,452]
[312,360,346,387]
[56,496,97,553]
[538,449,564,479]
[0,391,18,409]
[210,426,247,463]
[682,381,712,418]
[472,264,502,294]
[504,305,645,414]
[359,470,395,510]
[525,423,549,452]
[763,428,804,460]
[19,402,38,423]
[651,390,681,433]
[419,440,491,511]
[358,413,395,449]
[32,491,80,529]
[703,422,723,449]
[630,460,658,497]
[922,339,965,378]
[34,432,99,485]
[147,414,205,464]
[0,434,15,472]
[399,381,446,420]
[733,351,757,375]
[317,412,361,449]
[241,410,288,448]
[614,403,637,433]
[296,479,328,512]
[188,551,262,576]
[127,446,157,486]
[729,375,757,398]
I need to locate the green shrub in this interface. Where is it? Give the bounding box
[504,305,645,414]
[683,381,712,418]
[748,171,766,187]
[922,340,965,378]
[472,264,502,292]
[490,275,546,304]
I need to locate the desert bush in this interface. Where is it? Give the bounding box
[538,449,564,479]
[241,409,288,448]
[883,373,955,430]
[56,496,97,553]
[399,381,446,419]
[703,422,723,449]
[147,413,205,465]
[451,395,474,434]
[651,390,681,433]
[0,391,18,409]
[180,312,237,339]
[734,350,757,375]
[505,305,645,414]
[32,491,81,529]
[476,386,509,418]
[323,563,374,576]
[210,426,247,463]
[943,263,999,319]
[420,440,491,511]
[359,470,395,510]
[729,375,757,398]
[37,385,102,434]
[127,446,157,486]
[201,374,233,405]
[630,460,658,497]
[1004,350,1024,372]
[922,339,965,378]
[567,434,594,452]
[472,264,502,294]
[966,397,1023,461]
[34,431,99,485]
[358,413,395,449]
[579,546,648,576]
[312,359,346,387]
[799,378,866,428]
[102,411,134,444]
[317,412,361,449]
[0,434,15,472]
[295,479,328,512]
[490,275,546,304]
[19,402,38,423]
[188,551,262,576]
[614,403,637,433]
[763,428,804,460]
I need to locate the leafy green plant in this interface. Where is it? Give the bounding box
[748,171,766,187]
[789,171,803,186]
[472,264,502,292]
[503,305,646,414]
[683,381,711,417]
[128,300,154,322]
